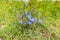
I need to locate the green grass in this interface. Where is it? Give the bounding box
[0,0,60,40]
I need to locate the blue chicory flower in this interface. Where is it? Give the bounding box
[26,21,32,25]
[30,18,37,23]
[38,19,43,23]
[26,14,31,20]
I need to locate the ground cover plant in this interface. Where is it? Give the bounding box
[0,0,60,40]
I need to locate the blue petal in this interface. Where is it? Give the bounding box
[30,18,35,22]
[26,21,32,25]
[38,19,42,23]
[30,18,37,23]
[26,14,31,19]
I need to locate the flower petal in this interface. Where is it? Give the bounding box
[30,18,37,23]
[26,14,31,19]
[38,19,42,23]
[26,21,32,25]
